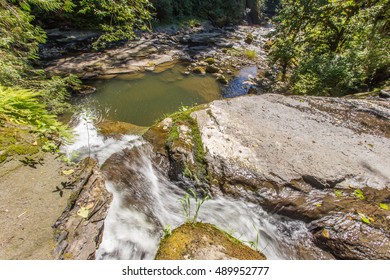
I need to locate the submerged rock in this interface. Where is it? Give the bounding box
[155,222,266,260]
[97,121,148,138]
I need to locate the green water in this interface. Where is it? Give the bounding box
[80,65,221,126]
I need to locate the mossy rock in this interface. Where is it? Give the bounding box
[192,66,206,75]
[216,75,228,84]
[97,121,148,137]
[204,57,216,65]
[206,65,220,74]
[155,222,266,260]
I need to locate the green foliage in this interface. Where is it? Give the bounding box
[162,224,172,237]
[71,0,152,48]
[151,0,267,26]
[334,190,343,197]
[0,86,70,140]
[178,188,210,224]
[269,0,390,96]
[354,189,365,200]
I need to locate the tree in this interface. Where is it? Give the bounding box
[269,0,390,96]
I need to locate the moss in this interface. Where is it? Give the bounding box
[243,49,257,60]
[8,144,39,155]
[63,252,73,260]
[204,57,216,65]
[245,33,254,44]
[155,222,266,260]
[166,124,180,147]
[168,108,208,181]
[98,120,148,137]
[0,124,41,163]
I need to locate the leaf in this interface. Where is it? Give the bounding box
[358,212,370,224]
[322,229,330,239]
[354,189,365,200]
[62,169,74,175]
[77,207,89,219]
[380,203,389,210]
[335,190,343,197]
[85,203,94,210]
[315,203,322,207]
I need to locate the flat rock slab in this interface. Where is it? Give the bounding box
[192,94,390,259]
[193,94,390,190]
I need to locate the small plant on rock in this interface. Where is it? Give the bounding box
[179,188,210,225]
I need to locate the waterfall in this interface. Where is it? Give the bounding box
[64,115,324,260]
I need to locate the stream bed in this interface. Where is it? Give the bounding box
[64,65,323,260]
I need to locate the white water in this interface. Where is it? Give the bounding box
[65,114,320,260]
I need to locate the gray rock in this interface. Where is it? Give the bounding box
[380,88,390,98]
[52,158,112,260]
[190,94,390,259]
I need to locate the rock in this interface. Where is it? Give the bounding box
[380,88,390,98]
[75,85,96,95]
[192,66,206,75]
[185,33,222,46]
[206,65,220,74]
[204,57,216,65]
[245,33,254,44]
[216,75,228,84]
[310,213,390,260]
[52,158,112,260]
[97,121,148,138]
[155,223,266,260]
[189,94,390,259]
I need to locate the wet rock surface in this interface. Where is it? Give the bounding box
[52,158,112,260]
[155,222,266,260]
[188,94,390,259]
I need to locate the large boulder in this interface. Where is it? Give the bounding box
[156,222,266,260]
[189,94,390,259]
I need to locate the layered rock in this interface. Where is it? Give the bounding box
[154,94,390,259]
[52,158,112,260]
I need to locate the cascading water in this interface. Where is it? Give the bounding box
[64,114,323,260]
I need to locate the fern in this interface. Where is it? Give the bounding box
[0,85,71,140]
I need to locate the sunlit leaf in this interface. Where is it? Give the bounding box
[380,203,389,210]
[358,212,371,224]
[335,190,343,197]
[62,169,74,175]
[354,189,365,200]
[77,207,89,219]
[322,229,330,239]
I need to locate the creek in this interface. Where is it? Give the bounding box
[64,65,319,260]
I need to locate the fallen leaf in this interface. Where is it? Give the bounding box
[335,190,343,197]
[358,212,371,224]
[62,169,74,175]
[315,203,322,207]
[77,207,89,219]
[380,203,389,210]
[354,189,365,200]
[322,229,330,239]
